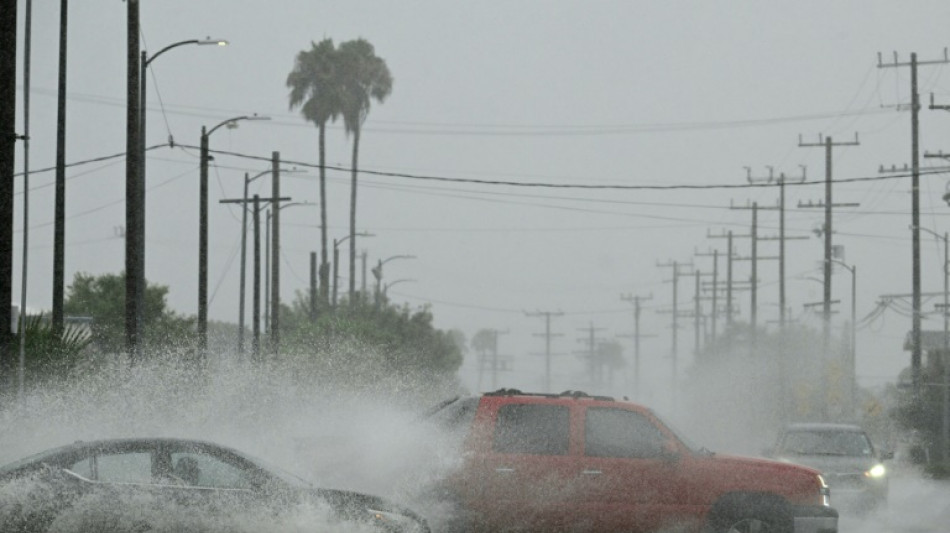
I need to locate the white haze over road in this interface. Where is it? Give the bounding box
[9,1,950,407]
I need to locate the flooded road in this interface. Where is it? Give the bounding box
[838,474,950,533]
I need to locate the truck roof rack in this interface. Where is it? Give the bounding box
[483,388,614,401]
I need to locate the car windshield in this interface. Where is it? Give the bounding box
[781,429,873,457]
[648,410,700,454]
[0,444,73,475]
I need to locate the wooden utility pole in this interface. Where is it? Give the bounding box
[799,134,860,419]
[576,323,607,389]
[729,202,780,352]
[657,260,694,387]
[124,0,143,362]
[0,0,17,391]
[694,250,719,341]
[220,193,291,359]
[745,166,809,326]
[525,310,563,393]
[620,294,654,394]
[878,50,950,400]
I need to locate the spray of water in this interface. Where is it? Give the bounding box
[0,343,463,531]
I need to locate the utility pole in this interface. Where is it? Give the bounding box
[310,252,318,321]
[746,166,808,327]
[730,202,780,352]
[620,294,655,395]
[0,0,17,391]
[878,50,950,401]
[657,260,694,390]
[490,329,509,390]
[124,0,143,362]
[707,230,753,329]
[577,323,607,389]
[525,310,563,393]
[270,152,281,357]
[926,95,950,462]
[52,0,67,334]
[219,193,291,358]
[799,134,860,368]
[694,249,720,342]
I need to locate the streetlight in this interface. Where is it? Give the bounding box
[372,255,416,308]
[383,278,417,300]
[198,114,269,355]
[128,37,226,359]
[917,225,949,462]
[141,38,227,178]
[332,233,374,307]
[830,257,856,418]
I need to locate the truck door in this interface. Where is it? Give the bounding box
[577,406,684,532]
[472,402,578,531]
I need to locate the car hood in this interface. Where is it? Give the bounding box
[775,454,877,474]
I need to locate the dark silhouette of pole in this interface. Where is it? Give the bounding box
[198,115,268,357]
[252,195,261,361]
[221,193,290,360]
[124,0,142,362]
[0,0,17,391]
[270,152,280,356]
[525,310,563,393]
[878,50,950,400]
[17,0,32,396]
[52,0,67,333]
[310,252,318,321]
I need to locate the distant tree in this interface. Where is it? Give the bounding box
[286,38,341,305]
[280,291,462,396]
[63,272,194,355]
[337,38,393,301]
[12,315,93,385]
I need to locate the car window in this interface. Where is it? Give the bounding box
[585,407,667,458]
[781,430,873,456]
[67,457,94,479]
[96,452,153,484]
[170,452,254,489]
[493,404,570,455]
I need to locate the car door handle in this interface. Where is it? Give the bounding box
[582,469,602,475]
[494,467,515,474]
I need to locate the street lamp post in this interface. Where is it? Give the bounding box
[831,257,857,418]
[141,40,226,352]
[372,255,416,309]
[383,278,417,300]
[198,114,268,356]
[332,233,374,307]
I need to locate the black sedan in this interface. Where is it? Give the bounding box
[0,437,429,532]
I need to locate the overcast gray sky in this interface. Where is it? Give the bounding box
[11,1,950,406]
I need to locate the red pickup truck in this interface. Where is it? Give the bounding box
[424,389,837,533]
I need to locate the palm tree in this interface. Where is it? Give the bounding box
[337,39,393,303]
[286,38,340,306]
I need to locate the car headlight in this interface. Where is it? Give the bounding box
[817,475,831,506]
[366,508,429,532]
[865,464,886,478]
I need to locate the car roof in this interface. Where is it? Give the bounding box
[783,422,866,433]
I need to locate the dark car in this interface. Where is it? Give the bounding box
[0,437,429,532]
[770,423,891,513]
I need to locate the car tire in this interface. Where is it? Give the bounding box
[707,497,792,533]
[713,515,779,533]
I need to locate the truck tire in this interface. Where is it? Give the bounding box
[707,495,792,533]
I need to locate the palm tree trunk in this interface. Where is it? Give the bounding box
[348,127,360,303]
[319,122,329,306]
